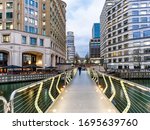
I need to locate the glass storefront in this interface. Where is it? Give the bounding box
[0,52,8,67]
[0,52,8,73]
[22,53,36,66]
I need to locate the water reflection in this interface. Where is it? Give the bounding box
[131,79,150,88]
[0,81,34,101]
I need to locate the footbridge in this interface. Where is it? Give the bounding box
[0,68,150,113]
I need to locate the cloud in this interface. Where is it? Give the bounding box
[65,0,105,57]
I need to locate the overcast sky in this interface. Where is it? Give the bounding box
[65,0,105,57]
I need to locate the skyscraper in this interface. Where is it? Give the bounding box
[92,23,100,38]
[100,0,150,70]
[66,31,75,63]
[89,23,101,63]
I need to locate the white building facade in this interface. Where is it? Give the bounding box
[100,0,150,70]
[0,30,65,67]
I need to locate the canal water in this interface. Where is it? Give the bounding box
[131,79,150,88]
[0,79,150,101]
[0,81,35,101]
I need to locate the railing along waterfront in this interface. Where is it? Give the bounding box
[0,96,8,113]
[0,74,55,83]
[89,68,150,113]
[9,69,77,113]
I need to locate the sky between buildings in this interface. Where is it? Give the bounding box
[65,0,105,57]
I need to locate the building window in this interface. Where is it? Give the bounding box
[132,3,139,8]
[132,10,139,15]
[118,36,122,42]
[143,41,150,46]
[43,21,46,26]
[141,24,148,28]
[3,35,10,42]
[124,34,128,40]
[30,37,37,45]
[6,2,13,9]
[22,36,27,44]
[143,30,150,37]
[118,23,122,28]
[42,29,46,35]
[40,39,44,46]
[141,17,148,22]
[141,3,147,8]
[0,3,3,10]
[132,25,139,30]
[25,0,28,4]
[124,58,129,62]
[6,12,13,19]
[42,4,46,10]
[25,17,28,22]
[35,2,38,8]
[25,26,28,32]
[133,32,141,39]
[6,22,13,29]
[29,0,35,6]
[124,20,128,25]
[132,18,139,23]
[140,10,147,15]
[0,13,2,19]
[0,23,2,30]
[118,58,122,62]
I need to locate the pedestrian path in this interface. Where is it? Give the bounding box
[47,71,118,113]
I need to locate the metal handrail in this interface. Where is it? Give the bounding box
[88,68,150,113]
[0,96,9,113]
[9,69,77,113]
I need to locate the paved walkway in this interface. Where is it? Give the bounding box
[48,71,118,113]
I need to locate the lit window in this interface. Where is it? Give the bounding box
[6,2,13,9]
[132,3,139,8]
[43,22,46,25]
[0,23,2,30]
[140,10,147,15]
[3,35,10,42]
[43,13,46,17]
[144,41,150,46]
[35,11,38,17]
[141,3,147,7]
[35,20,38,26]
[6,22,13,29]
[0,3,3,9]
[25,17,28,22]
